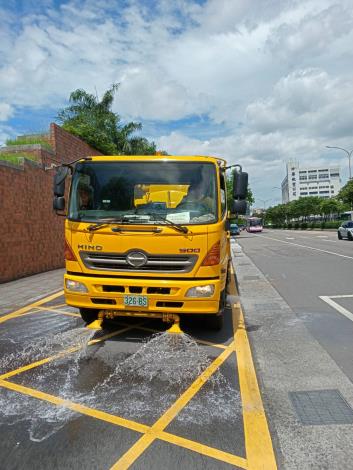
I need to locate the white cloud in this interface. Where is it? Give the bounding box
[267,4,353,60]
[245,68,353,137]
[1,0,353,199]
[0,103,14,121]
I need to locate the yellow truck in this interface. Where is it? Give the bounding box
[53,155,247,330]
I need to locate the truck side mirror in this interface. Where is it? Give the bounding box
[233,170,248,199]
[53,166,69,197]
[53,196,65,211]
[232,199,247,215]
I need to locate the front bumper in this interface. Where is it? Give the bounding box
[64,273,221,315]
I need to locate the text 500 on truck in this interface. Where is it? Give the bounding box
[53,155,248,331]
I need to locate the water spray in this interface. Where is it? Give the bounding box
[86,310,183,334]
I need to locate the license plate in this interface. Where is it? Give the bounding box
[123,295,148,307]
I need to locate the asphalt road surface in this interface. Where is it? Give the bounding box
[0,262,276,470]
[237,229,353,382]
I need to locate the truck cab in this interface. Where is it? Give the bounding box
[53,155,247,330]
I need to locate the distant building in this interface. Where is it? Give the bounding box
[281,161,341,203]
[251,208,266,215]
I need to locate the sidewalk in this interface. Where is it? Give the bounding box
[0,268,65,316]
[232,242,353,469]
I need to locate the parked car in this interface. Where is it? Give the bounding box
[338,221,353,240]
[230,223,240,236]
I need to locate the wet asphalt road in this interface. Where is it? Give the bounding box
[237,229,353,383]
[0,282,250,470]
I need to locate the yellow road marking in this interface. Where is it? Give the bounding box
[0,377,247,469]
[0,378,149,434]
[1,269,275,469]
[230,276,277,470]
[0,290,64,324]
[36,306,81,317]
[159,431,247,468]
[111,341,235,469]
[0,324,145,380]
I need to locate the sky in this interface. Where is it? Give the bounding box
[1,0,353,206]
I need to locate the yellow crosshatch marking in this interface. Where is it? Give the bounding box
[0,290,64,324]
[36,306,81,317]
[0,272,277,469]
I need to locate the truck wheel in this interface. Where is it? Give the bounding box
[79,308,98,324]
[338,231,342,240]
[207,289,226,331]
[348,232,353,241]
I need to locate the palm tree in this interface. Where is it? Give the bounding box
[57,84,158,155]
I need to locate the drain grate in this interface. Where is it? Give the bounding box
[289,390,353,425]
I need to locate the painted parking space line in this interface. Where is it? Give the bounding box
[110,342,237,469]
[0,302,247,468]
[0,290,64,324]
[0,377,247,469]
[111,271,277,470]
[319,295,353,323]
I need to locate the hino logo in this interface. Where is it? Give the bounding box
[126,251,148,268]
[78,245,103,251]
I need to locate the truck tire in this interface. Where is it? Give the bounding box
[79,308,98,324]
[207,289,226,331]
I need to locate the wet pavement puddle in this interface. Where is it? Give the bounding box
[0,324,242,444]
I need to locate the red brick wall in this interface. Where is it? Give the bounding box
[50,123,102,164]
[0,125,103,283]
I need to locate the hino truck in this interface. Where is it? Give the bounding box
[53,155,247,330]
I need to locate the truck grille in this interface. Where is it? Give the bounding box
[80,251,197,273]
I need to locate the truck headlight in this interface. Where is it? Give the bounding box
[65,279,88,293]
[185,285,215,297]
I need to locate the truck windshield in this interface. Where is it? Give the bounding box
[69,161,218,225]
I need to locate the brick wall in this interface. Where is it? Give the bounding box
[50,123,102,164]
[0,125,103,283]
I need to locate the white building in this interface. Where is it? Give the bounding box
[281,161,341,203]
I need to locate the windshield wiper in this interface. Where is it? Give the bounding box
[143,213,188,234]
[87,214,188,234]
[87,217,125,231]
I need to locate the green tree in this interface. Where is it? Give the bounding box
[338,180,353,207]
[57,84,159,155]
[320,198,341,221]
[266,204,287,225]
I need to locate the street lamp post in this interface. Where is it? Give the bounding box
[326,146,353,180]
[258,198,271,210]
